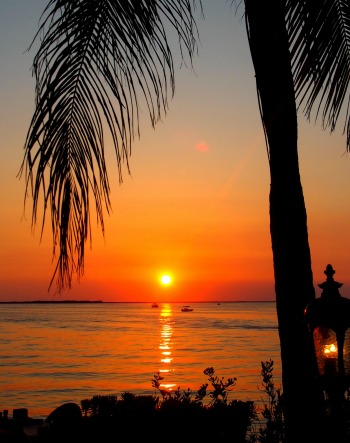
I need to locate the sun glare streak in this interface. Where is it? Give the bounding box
[161,383,177,390]
[158,304,177,391]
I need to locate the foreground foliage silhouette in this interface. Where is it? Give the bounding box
[249,360,285,443]
[4,361,350,442]
[37,365,285,443]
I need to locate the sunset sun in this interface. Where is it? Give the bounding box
[160,274,172,286]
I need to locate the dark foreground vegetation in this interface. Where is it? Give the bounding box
[1,361,350,442]
[0,362,282,443]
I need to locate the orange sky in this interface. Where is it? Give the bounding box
[1,1,350,302]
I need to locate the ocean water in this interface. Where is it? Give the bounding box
[0,302,281,419]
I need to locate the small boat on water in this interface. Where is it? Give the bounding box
[151,303,159,308]
[181,305,193,312]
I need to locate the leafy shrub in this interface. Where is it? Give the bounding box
[80,394,118,417]
[79,367,256,442]
[40,363,290,442]
[248,359,285,442]
[152,366,256,441]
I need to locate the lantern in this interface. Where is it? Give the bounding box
[304,264,350,441]
[305,265,350,393]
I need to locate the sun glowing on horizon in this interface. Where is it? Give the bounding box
[160,274,172,286]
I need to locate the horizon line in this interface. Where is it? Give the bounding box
[0,299,276,304]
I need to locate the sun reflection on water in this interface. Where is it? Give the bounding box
[159,304,177,391]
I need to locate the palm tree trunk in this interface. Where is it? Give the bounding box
[245,0,325,441]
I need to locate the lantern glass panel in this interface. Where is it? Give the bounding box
[313,326,338,376]
[344,328,350,376]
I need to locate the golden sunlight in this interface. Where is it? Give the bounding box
[159,304,176,391]
[160,274,172,286]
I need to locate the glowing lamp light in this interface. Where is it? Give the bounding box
[324,343,337,356]
[323,343,338,376]
[305,265,350,386]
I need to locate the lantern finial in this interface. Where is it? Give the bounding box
[324,264,335,278]
[319,264,343,301]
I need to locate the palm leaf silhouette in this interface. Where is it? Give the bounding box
[287,0,350,147]
[20,0,200,291]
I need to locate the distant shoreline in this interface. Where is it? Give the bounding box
[0,300,103,304]
[0,300,275,304]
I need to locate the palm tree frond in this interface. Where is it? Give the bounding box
[20,0,201,292]
[287,0,350,148]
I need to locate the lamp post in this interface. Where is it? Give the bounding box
[304,264,350,441]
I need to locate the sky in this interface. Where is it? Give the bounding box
[1,1,350,302]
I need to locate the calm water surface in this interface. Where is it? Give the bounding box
[0,302,280,418]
